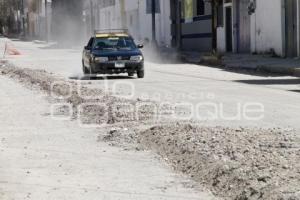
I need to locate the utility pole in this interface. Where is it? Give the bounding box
[176,0,182,50]
[120,0,127,30]
[151,0,157,46]
[45,0,48,42]
[90,0,94,34]
[21,0,26,38]
[211,0,217,52]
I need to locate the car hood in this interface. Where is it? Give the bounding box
[92,49,142,57]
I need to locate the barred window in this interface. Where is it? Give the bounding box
[196,0,205,16]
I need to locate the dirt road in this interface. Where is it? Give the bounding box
[1,38,299,200]
[0,75,216,199]
[2,38,300,130]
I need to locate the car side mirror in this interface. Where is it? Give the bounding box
[85,46,91,50]
[137,44,144,49]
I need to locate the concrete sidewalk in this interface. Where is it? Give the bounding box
[181,52,300,77]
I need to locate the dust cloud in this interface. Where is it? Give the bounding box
[49,0,179,64]
[50,0,85,47]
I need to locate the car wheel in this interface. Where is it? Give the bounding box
[88,66,97,80]
[137,70,144,79]
[83,66,89,75]
[128,72,134,77]
[82,61,89,75]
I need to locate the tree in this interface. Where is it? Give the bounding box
[0,0,22,35]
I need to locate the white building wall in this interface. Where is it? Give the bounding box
[251,0,284,56]
[97,0,171,47]
[217,27,226,52]
[217,0,285,56]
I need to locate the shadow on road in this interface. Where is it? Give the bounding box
[69,75,136,81]
[220,68,284,78]
[289,90,300,93]
[235,78,300,85]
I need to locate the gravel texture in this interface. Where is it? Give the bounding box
[1,63,299,200]
[138,124,300,200]
[0,63,168,126]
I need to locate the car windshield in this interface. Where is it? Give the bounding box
[93,37,137,50]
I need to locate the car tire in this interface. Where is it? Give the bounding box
[83,66,89,75]
[137,70,144,79]
[88,65,97,80]
[82,61,89,75]
[128,72,135,77]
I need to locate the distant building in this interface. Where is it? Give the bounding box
[85,0,172,47]
[18,0,300,58]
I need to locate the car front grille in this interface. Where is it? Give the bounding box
[108,56,131,61]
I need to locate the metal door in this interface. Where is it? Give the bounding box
[226,7,233,52]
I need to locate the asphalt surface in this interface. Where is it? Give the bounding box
[3,39,300,131]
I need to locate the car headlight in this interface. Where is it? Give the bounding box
[130,55,143,62]
[94,57,109,63]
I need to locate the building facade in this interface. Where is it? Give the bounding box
[0,0,27,36]
[7,0,299,58]
[216,0,300,57]
[27,0,51,40]
[171,0,213,52]
[84,0,172,47]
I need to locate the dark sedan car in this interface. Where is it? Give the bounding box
[82,31,144,78]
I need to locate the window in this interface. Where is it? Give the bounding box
[93,37,137,50]
[182,0,206,21]
[196,0,205,16]
[183,0,194,19]
[87,37,94,47]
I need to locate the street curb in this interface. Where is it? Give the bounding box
[180,52,300,77]
[257,65,295,76]
[258,65,300,77]
[201,55,223,66]
[293,68,300,77]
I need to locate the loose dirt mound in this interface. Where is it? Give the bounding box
[0,64,167,125]
[1,64,299,200]
[138,124,300,200]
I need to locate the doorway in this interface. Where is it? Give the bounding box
[225,6,233,52]
[237,0,251,53]
[170,0,182,49]
[285,0,297,57]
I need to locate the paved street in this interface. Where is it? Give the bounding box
[3,39,300,131]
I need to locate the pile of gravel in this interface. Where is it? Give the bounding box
[138,124,300,200]
[0,64,169,125]
[1,64,299,200]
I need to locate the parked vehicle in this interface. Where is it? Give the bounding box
[82,29,144,78]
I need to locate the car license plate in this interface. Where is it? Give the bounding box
[115,62,125,68]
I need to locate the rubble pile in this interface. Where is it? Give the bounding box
[138,124,300,200]
[1,64,299,200]
[0,64,163,125]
